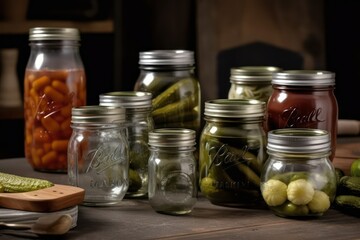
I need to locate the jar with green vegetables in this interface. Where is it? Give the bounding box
[228,66,281,103]
[199,99,267,208]
[133,50,201,133]
[99,91,154,198]
[261,128,337,218]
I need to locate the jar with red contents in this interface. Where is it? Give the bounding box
[265,70,338,161]
[23,27,86,172]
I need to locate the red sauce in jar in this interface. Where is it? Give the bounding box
[265,70,338,161]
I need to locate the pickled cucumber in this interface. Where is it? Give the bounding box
[152,78,196,110]
[128,168,142,192]
[0,172,54,193]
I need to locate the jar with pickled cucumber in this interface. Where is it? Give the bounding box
[199,99,267,208]
[228,66,281,102]
[99,91,154,198]
[133,50,201,134]
[24,27,86,172]
[261,128,337,218]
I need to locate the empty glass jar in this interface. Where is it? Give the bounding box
[148,128,197,215]
[68,106,129,206]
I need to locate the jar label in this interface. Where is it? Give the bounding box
[282,107,324,128]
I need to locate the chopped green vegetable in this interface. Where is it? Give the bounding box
[287,179,314,205]
[261,179,287,206]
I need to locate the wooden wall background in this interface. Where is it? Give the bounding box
[196,0,325,101]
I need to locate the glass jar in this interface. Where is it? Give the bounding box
[133,50,201,133]
[228,66,281,102]
[148,128,197,215]
[199,99,267,208]
[261,128,337,218]
[266,70,338,161]
[99,91,154,198]
[68,106,129,206]
[24,27,86,172]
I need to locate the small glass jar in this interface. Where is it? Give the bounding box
[261,128,337,218]
[24,27,87,172]
[133,50,201,133]
[266,70,338,161]
[68,106,129,206]
[99,91,154,198]
[148,128,197,215]
[228,66,281,102]
[199,99,267,208]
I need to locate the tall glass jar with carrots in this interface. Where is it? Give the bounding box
[23,27,86,172]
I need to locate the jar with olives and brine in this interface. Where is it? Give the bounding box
[133,50,201,134]
[261,128,337,218]
[266,70,338,161]
[24,27,86,172]
[228,66,281,102]
[199,99,267,208]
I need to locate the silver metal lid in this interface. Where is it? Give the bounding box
[267,128,331,154]
[139,50,195,65]
[204,99,265,118]
[230,66,281,84]
[148,128,196,147]
[99,91,152,109]
[71,106,125,124]
[272,70,335,86]
[29,27,81,41]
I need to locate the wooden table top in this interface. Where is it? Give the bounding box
[0,137,359,239]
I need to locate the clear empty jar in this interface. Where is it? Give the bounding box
[261,128,337,218]
[148,128,197,215]
[99,91,154,198]
[68,106,129,206]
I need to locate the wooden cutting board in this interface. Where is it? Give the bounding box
[0,184,84,212]
[333,142,360,175]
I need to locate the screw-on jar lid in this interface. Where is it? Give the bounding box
[29,27,81,41]
[230,66,281,84]
[71,106,125,124]
[148,128,196,147]
[272,70,335,86]
[204,99,265,119]
[99,91,152,109]
[139,50,195,65]
[267,128,331,154]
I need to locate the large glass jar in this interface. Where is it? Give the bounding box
[133,50,201,133]
[228,66,281,102]
[148,128,197,215]
[99,91,154,198]
[68,106,129,206]
[261,128,337,218]
[266,70,338,161]
[24,27,86,172]
[199,99,267,208]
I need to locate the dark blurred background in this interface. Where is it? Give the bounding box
[0,0,358,158]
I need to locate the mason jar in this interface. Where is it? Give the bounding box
[133,50,201,134]
[199,99,267,208]
[68,106,129,206]
[266,70,338,161]
[99,91,154,198]
[148,128,197,215]
[24,27,86,172]
[228,66,281,102]
[261,128,337,218]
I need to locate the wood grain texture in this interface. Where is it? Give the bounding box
[197,0,325,101]
[0,184,84,212]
